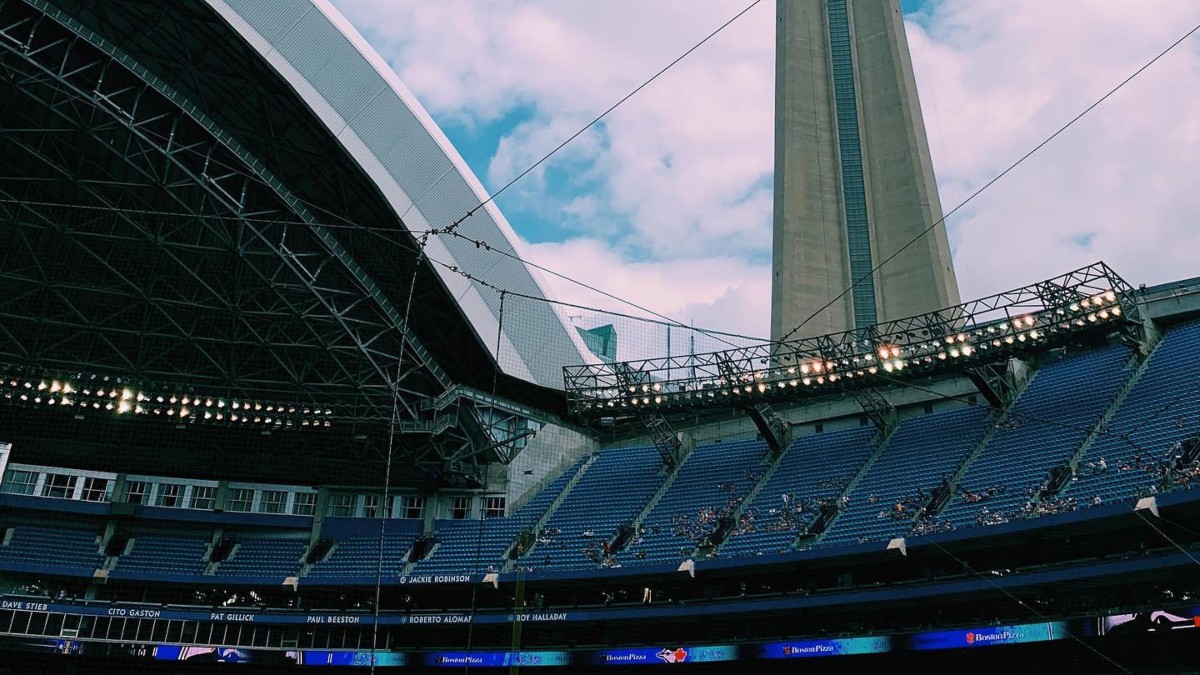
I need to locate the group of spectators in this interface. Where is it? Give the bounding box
[877,492,924,521]
[1027,495,1079,516]
[974,506,1012,526]
[817,476,849,491]
[973,494,1085,527]
[671,498,739,537]
[960,484,1005,504]
[911,518,955,536]
[764,505,808,533]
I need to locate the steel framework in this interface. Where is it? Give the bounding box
[0,0,542,474]
[565,263,1141,423]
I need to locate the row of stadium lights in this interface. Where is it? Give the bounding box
[588,291,1122,410]
[0,380,334,428]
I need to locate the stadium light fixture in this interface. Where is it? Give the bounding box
[0,369,335,430]
[564,263,1138,419]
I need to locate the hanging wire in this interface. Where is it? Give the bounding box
[463,290,509,672]
[369,232,430,674]
[1131,508,1200,568]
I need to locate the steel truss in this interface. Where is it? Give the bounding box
[608,363,681,468]
[566,263,1141,425]
[848,387,896,433]
[0,0,454,433]
[397,386,541,480]
[744,401,791,458]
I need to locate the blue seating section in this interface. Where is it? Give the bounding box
[306,523,420,578]
[0,527,103,571]
[412,518,522,575]
[414,456,588,574]
[720,427,877,558]
[533,446,666,570]
[1065,321,1200,504]
[516,456,588,519]
[627,439,768,565]
[822,407,991,547]
[214,538,307,577]
[939,345,1133,528]
[117,536,209,575]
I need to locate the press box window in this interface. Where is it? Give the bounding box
[292,492,316,516]
[450,496,470,520]
[124,481,148,504]
[227,488,255,512]
[327,494,354,517]
[0,469,38,496]
[81,477,110,502]
[189,486,216,510]
[484,496,506,518]
[42,473,77,499]
[260,490,287,514]
[155,483,184,508]
[362,495,381,519]
[402,496,425,520]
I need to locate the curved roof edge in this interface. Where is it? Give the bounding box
[205,0,593,389]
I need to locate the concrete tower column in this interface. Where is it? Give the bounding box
[771,0,959,342]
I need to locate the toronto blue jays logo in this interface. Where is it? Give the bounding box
[655,648,688,663]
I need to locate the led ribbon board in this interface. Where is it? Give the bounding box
[592,645,738,665]
[759,636,891,659]
[424,651,570,668]
[909,621,1069,650]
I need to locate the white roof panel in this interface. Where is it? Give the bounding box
[206,0,594,388]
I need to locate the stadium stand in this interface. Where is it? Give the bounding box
[527,446,665,570]
[412,456,589,575]
[1065,320,1200,503]
[720,426,878,557]
[306,525,420,578]
[413,518,520,576]
[627,439,768,564]
[214,538,307,578]
[937,344,1134,528]
[821,406,991,546]
[113,535,209,576]
[514,455,590,521]
[0,526,104,573]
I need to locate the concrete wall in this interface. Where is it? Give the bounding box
[504,422,597,511]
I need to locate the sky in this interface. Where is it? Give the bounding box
[330,0,1200,341]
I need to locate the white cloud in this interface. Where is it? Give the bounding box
[907,0,1200,298]
[522,238,771,342]
[332,0,1200,343]
[331,0,775,334]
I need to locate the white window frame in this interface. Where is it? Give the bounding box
[0,469,38,496]
[292,492,317,516]
[260,489,288,514]
[189,485,217,510]
[226,487,255,512]
[80,477,111,502]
